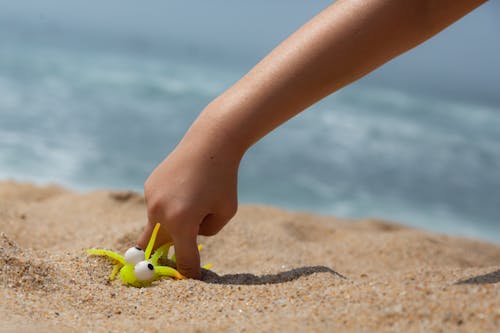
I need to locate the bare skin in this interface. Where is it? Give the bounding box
[137,0,486,279]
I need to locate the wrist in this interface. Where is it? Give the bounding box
[179,102,248,165]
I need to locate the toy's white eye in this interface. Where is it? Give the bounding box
[134,261,155,281]
[124,246,145,265]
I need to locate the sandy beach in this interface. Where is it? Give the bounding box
[0,180,498,332]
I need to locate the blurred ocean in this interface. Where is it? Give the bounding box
[0,20,499,243]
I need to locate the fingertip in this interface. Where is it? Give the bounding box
[180,266,201,280]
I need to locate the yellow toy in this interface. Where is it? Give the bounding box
[87,223,210,287]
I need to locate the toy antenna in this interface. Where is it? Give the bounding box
[145,223,161,260]
[86,249,126,265]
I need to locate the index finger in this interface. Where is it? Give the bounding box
[171,231,201,279]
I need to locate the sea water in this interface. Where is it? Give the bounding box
[0,28,499,243]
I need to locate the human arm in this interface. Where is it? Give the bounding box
[138,0,486,279]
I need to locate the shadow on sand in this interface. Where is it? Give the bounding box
[201,265,347,285]
[456,269,500,285]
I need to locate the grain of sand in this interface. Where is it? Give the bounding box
[0,181,499,332]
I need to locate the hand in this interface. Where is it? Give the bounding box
[137,113,242,279]
[137,0,484,278]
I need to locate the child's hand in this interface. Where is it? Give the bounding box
[137,0,485,279]
[137,113,243,279]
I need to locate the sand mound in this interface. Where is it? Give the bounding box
[0,181,499,332]
[0,233,57,291]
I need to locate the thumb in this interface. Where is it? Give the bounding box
[172,231,201,279]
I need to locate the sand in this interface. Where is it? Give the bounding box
[0,180,499,332]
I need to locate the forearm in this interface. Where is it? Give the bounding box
[184,0,485,156]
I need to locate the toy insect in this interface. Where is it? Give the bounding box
[87,223,211,287]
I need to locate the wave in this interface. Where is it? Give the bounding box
[1,36,499,242]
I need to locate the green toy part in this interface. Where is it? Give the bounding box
[87,223,211,287]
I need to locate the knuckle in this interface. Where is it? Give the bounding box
[143,178,154,199]
[143,194,197,237]
[165,203,190,223]
[163,203,197,236]
[145,195,163,221]
[222,200,238,220]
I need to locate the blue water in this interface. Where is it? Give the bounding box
[1,29,499,243]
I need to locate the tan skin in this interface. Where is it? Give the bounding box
[137,0,486,279]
